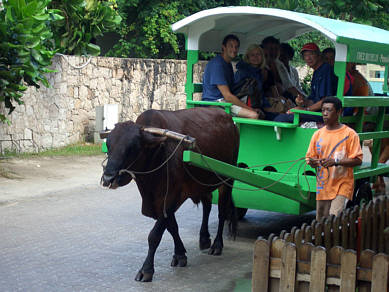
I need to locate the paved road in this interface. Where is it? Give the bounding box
[0,179,315,292]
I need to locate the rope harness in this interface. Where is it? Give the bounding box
[101,132,316,209]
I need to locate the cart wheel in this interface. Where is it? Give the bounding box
[346,179,372,208]
[236,207,248,220]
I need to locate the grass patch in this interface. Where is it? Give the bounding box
[1,142,103,159]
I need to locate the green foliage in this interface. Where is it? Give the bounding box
[300,71,313,96]
[107,0,324,59]
[108,1,184,59]
[108,0,239,59]
[49,0,122,56]
[108,0,388,59]
[0,0,62,123]
[318,0,388,30]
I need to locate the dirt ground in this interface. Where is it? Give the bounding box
[0,154,106,204]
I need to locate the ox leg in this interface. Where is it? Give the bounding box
[166,214,187,267]
[209,182,236,256]
[135,218,167,282]
[199,197,212,250]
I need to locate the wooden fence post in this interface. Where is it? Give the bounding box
[270,239,285,291]
[304,225,312,243]
[309,246,326,292]
[252,238,270,292]
[280,243,296,292]
[314,221,322,246]
[349,208,358,250]
[296,242,313,292]
[324,218,332,250]
[365,202,373,250]
[371,253,389,292]
[385,197,389,229]
[327,246,343,292]
[358,249,375,292]
[333,215,341,247]
[340,249,357,292]
[372,201,379,251]
[359,204,366,251]
[379,199,385,252]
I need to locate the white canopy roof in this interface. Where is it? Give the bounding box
[172,6,389,56]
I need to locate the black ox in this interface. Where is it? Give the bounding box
[101,107,239,282]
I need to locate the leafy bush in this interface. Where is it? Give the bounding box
[0,0,121,123]
[0,0,62,123]
[49,0,121,56]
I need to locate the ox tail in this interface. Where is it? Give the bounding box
[219,179,237,239]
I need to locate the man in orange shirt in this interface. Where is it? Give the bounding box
[306,97,363,220]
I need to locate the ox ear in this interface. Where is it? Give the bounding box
[141,131,167,148]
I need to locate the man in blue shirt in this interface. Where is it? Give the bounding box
[274,42,337,123]
[202,34,259,119]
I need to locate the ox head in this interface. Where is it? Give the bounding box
[101,121,167,189]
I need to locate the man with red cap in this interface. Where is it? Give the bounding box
[274,42,337,123]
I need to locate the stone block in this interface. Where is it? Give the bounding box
[79,85,88,99]
[49,104,59,119]
[90,78,98,89]
[24,128,33,140]
[115,68,124,79]
[60,83,67,95]
[41,133,53,148]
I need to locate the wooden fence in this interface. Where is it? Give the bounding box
[252,196,389,291]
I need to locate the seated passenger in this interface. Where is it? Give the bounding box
[234,44,295,120]
[274,42,337,123]
[323,47,354,100]
[348,63,373,97]
[202,34,259,119]
[234,44,266,116]
[261,36,306,101]
[322,47,335,67]
[348,62,376,117]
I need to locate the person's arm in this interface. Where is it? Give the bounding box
[322,131,363,168]
[217,84,253,110]
[321,157,362,168]
[305,98,323,111]
[287,86,306,99]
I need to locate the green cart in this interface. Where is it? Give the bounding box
[171,7,389,217]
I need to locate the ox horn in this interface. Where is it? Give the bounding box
[99,130,111,139]
[143,127,196,149]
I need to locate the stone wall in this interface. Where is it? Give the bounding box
[0,55,205,153]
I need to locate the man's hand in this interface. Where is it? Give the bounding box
[286,106,305,114]
[306,157,321,168]
[320,158,336,168]
[295,94,305,106]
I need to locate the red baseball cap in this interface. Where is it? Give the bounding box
[301,42,320,53]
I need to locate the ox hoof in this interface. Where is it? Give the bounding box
[171,254,187,267]
[199,237,211,250]
[208,248,222,256]
[135,270,154,282]
[208,244,223,256]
